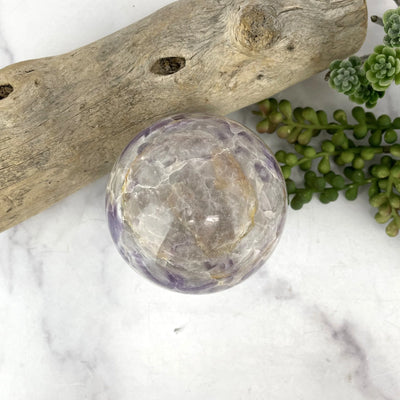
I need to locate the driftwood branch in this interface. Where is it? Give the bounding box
[0,0,368,232]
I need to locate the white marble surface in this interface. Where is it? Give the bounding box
[0,0,399,399]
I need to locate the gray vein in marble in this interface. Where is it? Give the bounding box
[41,316,111,398]
[174,326,185,334]
[31,258,44,288]
[99,243,122,306]
[41,310,82,366]
[1,227,16,293]
[319,311,395,400]
[265,277,297,301]
[0,19,14,65]
[4,226,45,290]
[262,275,399,399]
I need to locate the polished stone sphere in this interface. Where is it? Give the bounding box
[106,114,286,294]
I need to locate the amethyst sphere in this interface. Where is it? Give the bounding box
[106,114,286,294]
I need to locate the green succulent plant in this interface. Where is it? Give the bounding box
[255,99,400,237]
[327,7,400,107]
[383,8,400,47]
[364,45,400,91]
[349,75,385,109]
[328,56,365,95]
[255,5,400,238]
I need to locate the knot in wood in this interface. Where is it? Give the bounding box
[151,57,186,75]
[235,4,280,52]
[0,84,13,100]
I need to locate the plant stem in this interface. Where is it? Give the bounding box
[292,178,375,195]
[293,147,385,168]
[287,121,349,131]
[324,70,332,81]
[284,118,397,147]
[370,15,384,26]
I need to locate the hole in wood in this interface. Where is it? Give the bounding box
[151,57,186,75]
[0,84,13,99]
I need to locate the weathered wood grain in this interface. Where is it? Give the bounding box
[0,0,367,232]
